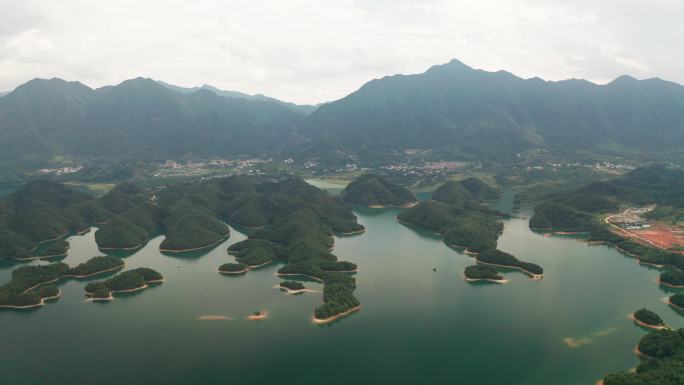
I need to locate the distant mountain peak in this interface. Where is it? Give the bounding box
[609,74,639,85]
[425,58,473,74]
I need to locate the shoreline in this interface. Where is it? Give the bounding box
[668,299,684,311]
[219,260,273,275]
[312,305,361,324]
[98,242,145,251]
[159,234,229,253]
[86,283,152,301]
[462,273,507,284]
[633,345,656,360]
[276,273,324,283]
[476,261,544,280]
[247,311,268,321]
[274,284,320,294]
[0,289,62,309]
[336,228,366,236]
[628,313,669,330]
[658,278,684,288]
[64,263,125,279]
[36,231,69,245]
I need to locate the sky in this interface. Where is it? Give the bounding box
[0,0,682,104]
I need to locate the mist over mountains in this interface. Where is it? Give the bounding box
[1,59,684,171]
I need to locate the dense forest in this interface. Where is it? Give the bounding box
[463,265,504,282]
[634,308,665,327]
[0,176,365,320]
[0,256,125,308]
[85,268,163,300]
[603,329,684,385]
[398,177,540,280]
[341,173,416,207]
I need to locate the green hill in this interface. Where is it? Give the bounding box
[341,173,416,207]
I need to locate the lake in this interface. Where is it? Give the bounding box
[0,189,679,385]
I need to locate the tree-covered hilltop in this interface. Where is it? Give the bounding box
[670,294,684,309]
[35,239,70,258]
[159,205,229,251]
[459,177,501,201]
[341,173,416,207]
[399,178,540,281]
[85,268,163,299]
[464,265,504,281]
[634,308,666,327]
[603,329,684,385]
[477,249,543,277]
[0,180,111,259]
[218,262,248,274]
[154,175,364,321]
[67,256,124,277]
[280,281,305,291]
[528,166,684,270]
[661,271,684,287]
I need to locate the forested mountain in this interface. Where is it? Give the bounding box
[157,81,317,115]
[299,59,684,160]
[0,77,306,169]
[3,59,684,172]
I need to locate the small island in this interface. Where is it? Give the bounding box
[66,256,125,278]
[669,293,684,311]
[278,280,311,294]
[476,249,544,279]
[227,239,281,267]
[218,262,249,275]
[631,308,668,330]
[463,265,506,283]
[85,267,163,301]
[247,310,268,321]
[341,173,416,207]
[660,270,684,288]
[0,263,69,308]
[159,206,230,252]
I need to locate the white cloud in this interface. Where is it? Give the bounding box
[0,0,681,104]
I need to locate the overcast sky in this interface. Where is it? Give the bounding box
[1,0,682,104]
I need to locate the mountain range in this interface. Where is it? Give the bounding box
[1,59,684,172]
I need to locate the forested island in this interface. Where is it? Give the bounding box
[341,173,416,208]
[0,256,124,308]
[463,265,505,283]
[529,166,684,271]
[669,294,684,310]
[85,268,163,300]
[398,177,541,281]
[218,262,249,275]
[602,328,684,385]
[632,308,667,330]
[660,270,684,288]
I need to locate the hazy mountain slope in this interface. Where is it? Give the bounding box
[157,81,317,115]
[0,77,306,168]
[299,59,684,159]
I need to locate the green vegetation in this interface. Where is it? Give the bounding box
[341,173,416,206]
[85,268,163,299]
[603,329,684,385]
[399,177,540,280]
[670,294,684,309]
[634,308,665,327]
[35,240,69,258]
[661,271,684,287]
[218,262,248,273]
[0,262,69,308]
[67,256,124,277]
[280,281,305,291]
[529,166,684,271]
[464,265,504,281]
[477,249,543,277]
[228,239,282,266]
[160,205,228,251]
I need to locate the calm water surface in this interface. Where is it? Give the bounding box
[0,189,680,385]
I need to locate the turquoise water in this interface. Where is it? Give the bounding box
[0,190,680,385]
